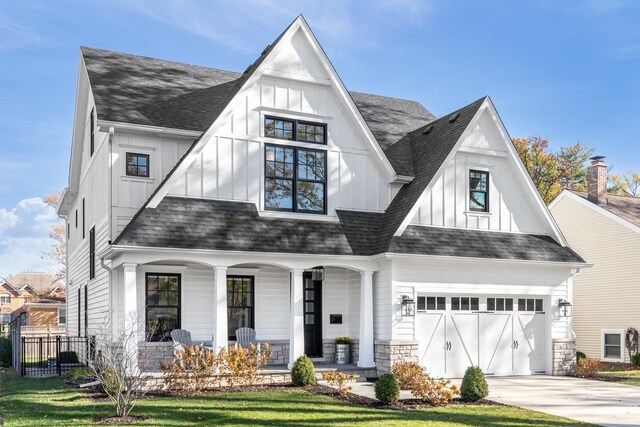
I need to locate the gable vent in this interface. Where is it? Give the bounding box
[422,125,433,135]
[448,112,460,123]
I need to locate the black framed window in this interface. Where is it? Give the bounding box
[264,116,326,145]
[227,276,254,340]
[451,296,479,311]
[90,108,95,156]
[146,273,180,341]
[82,198,85,239]
[77,288,81,337]
[89,227,95,280]
[75,209,78,228]
[265,145,326,213]
[417,296,445,311]
[126,153,150,177]
[518,298,544,312]
[487,297,514,312]
[469,170,489,212]
[84,285,88,336]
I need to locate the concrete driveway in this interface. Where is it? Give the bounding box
[487,375,640,427]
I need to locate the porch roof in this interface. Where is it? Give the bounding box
[113,196,584,263]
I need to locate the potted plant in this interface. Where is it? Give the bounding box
[334,337,352,365]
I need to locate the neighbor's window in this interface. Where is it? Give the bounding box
[227,276,254,341]
[0,294,10,304]
[451,297,479,311]
[602,331,623,360]
[265,145,326,213]
[417,296,446,311]
[469,170,489,212]
[126,153,150,177]
[146,273,180,341]
[1,314,10,324]
[264,116,326,144]
[58,308,66,325]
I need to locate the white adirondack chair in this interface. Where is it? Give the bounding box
[235,327,260,351]
[170,329,193,354]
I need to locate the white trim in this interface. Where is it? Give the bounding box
[262,69,331,86]
[550,189,640,235]
[258,210,340,222]
[458,146,508,157]
[97,120,202,138]
[601,329,625,363]
[227,267,259,275]
[375,252,590,269]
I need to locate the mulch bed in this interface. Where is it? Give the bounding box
[94,415,149,424]
[599,361,640,372]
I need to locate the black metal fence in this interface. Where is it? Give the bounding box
[19,335,95,377]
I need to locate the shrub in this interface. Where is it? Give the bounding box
[575,358,602,378]
[391,361,425,389]
[98,368,125,396]
[375,373,400,404]
[291,355,316,386]
[576,351,586,361]
[64,367,95,380]
[460,366,489,402]
[322,371,357,397]
[0,337,11,368]
[410,374,460,405]
[217,343,272,387]
[631,353,640,366]
[334,337,351,345]
[162,344,218,395]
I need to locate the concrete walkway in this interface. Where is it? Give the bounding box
[487,375,640,427]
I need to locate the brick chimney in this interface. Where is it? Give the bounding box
[587,155,607,204]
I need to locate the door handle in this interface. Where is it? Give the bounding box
[513,340,519,349]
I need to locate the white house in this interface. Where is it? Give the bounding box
[550,157,640,363]
[58,16,585,377]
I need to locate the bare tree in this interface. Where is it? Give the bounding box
[41,191,66,280]
[89,312,153,418]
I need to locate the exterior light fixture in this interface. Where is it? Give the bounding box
[558,299,572,317]
[401,295,416,317]
[311,267,324,282]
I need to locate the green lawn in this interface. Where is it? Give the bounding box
[599,367,640,386]
[0,369,594,427]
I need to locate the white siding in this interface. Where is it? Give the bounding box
[373,262,393,340]
[410,108,549,235]
[551,195,640,362]
[322,268,360,339]
[254,266,290,341]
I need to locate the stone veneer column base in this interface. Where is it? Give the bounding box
[552,338,576,376]
[374,340,419,375]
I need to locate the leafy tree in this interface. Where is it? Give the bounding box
[41,191,66,280]
[557,143,594,191]
[513,136,561,204]
[609,173,640,197]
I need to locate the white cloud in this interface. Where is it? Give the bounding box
[0,197,62,279]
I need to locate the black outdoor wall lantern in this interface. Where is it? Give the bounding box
[558,299,573,317]
[401,295,416,317]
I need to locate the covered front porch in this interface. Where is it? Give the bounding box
[107,248,378,371]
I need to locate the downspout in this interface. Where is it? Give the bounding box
[106,126,115,339]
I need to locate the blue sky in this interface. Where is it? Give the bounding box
[0,0,639,277]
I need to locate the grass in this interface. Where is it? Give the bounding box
[0,369,594,427]
[598,365,640,386]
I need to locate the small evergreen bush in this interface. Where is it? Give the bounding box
[576,351,586,361]
[375,373,400,404]
[0,337,11,368]
[460,366,489,402]
[631,353,640,366]
[291,355,316,386]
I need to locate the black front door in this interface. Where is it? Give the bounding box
[303,272,322,357]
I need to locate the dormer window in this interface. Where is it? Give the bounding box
[264,116,326,144]
[265,145,326,214]
[469,170,489,212]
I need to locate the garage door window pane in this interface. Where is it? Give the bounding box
[451,297,460,311]
[505,299,513,311]
[518,299,525,311]
[461,297,470,311]
[471,298,479,311]
[526,299,534,311]
[496,298,504,311]
[487,298,495,311]
[437,297,446,310]
[426,297,436,310]
[535,299,543,312]
[417,296,426,311]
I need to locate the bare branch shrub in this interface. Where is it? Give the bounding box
[217,343,272,387]
[161,345,217,395]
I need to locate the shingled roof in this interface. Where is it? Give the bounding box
[570,190,640,228]
[81,47,434,176]
[114,197,583,263]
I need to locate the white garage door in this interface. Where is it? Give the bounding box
[416,296,546,378]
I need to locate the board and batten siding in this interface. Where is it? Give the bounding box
[410,108,549,235]
[551,195,640,362]
[112,131,194,237]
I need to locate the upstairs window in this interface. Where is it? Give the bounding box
[469,170,489,212]
[126,153,150,177]
[90,108,95,156]
[264,116,326,144]
[265,145,326,214]
[89,227,95,280]
[0,294,10,304]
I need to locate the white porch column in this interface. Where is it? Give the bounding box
[213,266,228,352]
[288,268,305,368]
[122,263,139,373]
[358,270,375,368]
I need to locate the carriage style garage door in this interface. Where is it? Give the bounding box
[416,295,546,378]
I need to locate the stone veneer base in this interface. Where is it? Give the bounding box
[374,340,419,375]
[552,338,576,376]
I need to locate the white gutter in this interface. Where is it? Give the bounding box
[97,120,202,138]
